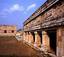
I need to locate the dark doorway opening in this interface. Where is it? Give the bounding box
[31,32,35,42]
[38,31,42,44]
[4,30,7,33]
[47,30,56,54]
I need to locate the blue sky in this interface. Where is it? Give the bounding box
[0,0,47,29]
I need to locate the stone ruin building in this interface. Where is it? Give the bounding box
[0,25,16,36]
[23,0,64,57]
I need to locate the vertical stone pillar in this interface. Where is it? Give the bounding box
[42,31,50,51]
[28,32,34,44]
[62,28,64,57]
[34,31,41,47]
[57,27,64,57]
[23,32,26,41]
[23,32,29,42]
[23,32,34,44]
[26,32,29,42]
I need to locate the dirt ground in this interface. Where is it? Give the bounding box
[0,36,51,57]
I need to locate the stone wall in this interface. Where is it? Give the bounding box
[0,25,16,36]
[23,0,64,57]
[24,0,64,31]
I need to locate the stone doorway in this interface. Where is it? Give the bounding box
[31,32,35,43]
[47,29,57,54]
[38,31,42,44]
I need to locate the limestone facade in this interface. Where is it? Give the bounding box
[0,25,16,36]
[23,0,64,57]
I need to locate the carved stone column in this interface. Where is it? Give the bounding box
[41,31,50,51]
[23,32,26,41]
[25,32,29,42]
[34,31,41,47]
[28,32,34,44]
[57,27,64,57]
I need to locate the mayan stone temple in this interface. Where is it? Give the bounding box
[0,0,64,57]
[0,25,16,36]
[23,0,64,57]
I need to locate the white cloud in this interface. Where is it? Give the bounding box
[0,4,24,17]
[0,3,36,17]
[26,3,36,11]
[4,4,24,13]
